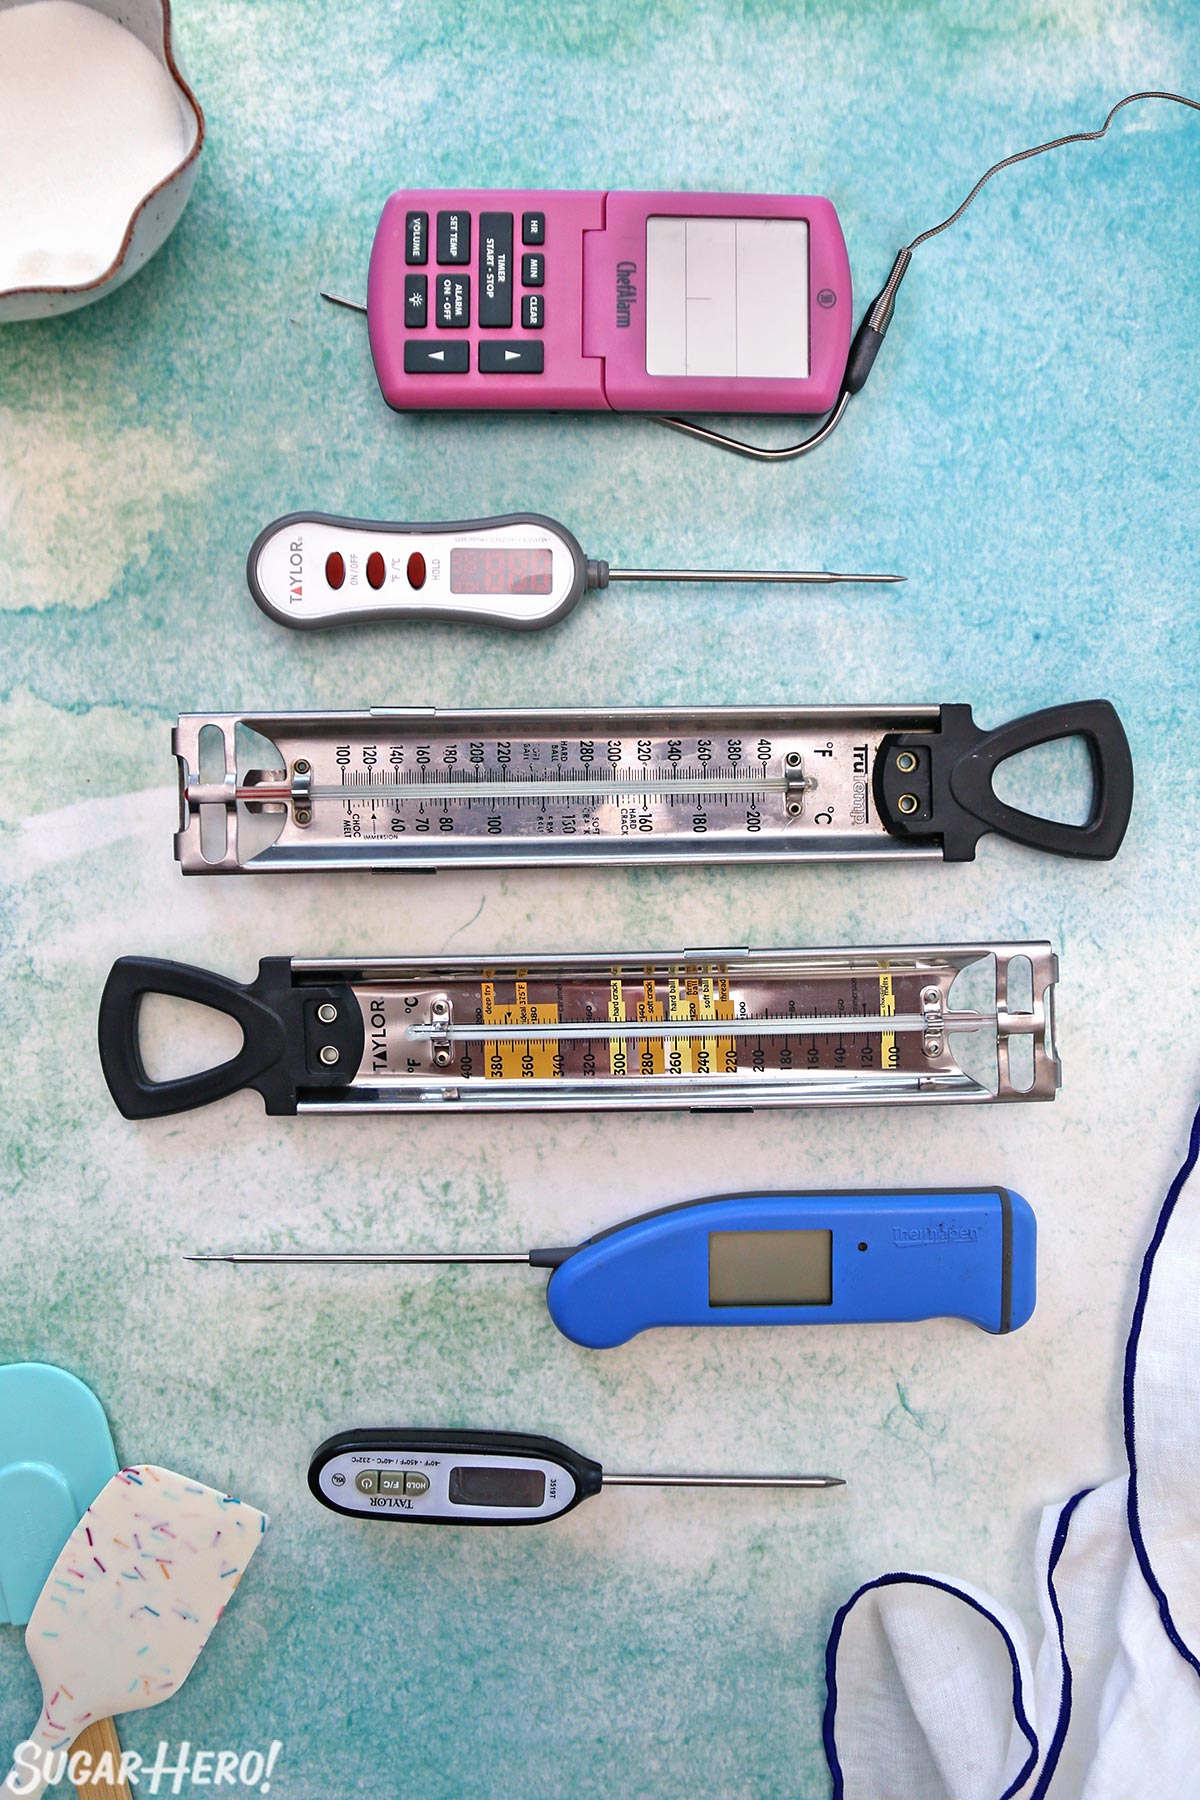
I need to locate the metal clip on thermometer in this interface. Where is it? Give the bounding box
[98,941,1059,1119]
[247,511,902,632]
[173,700,1132,875]
[309,1430,843,1526]
[194,1186,1037,1345]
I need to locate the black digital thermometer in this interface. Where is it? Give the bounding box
[196,1186,1036,1346]
[309,1430,843,1526]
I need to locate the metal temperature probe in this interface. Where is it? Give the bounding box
[98,941,1059,1119]
[174,699,1132,875]
[247,510,902,632]
[309,1430,843,1526]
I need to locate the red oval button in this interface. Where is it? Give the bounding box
[325,551,345,590]
[366,551,386,590]
[406,551,426,590]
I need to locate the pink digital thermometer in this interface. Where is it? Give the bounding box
[347,101,1200,457]
[366,190,854,418]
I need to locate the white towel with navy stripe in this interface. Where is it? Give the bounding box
[824,1098,1200,1799]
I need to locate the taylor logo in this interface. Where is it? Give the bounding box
[289,538,302,601]
[893,1222,981,1247]
[615,260,638,327]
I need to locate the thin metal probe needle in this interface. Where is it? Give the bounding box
[187,1251,530,1265]
[603,1472,845,1489]
[606,568,904,585]
[320,289,368,315]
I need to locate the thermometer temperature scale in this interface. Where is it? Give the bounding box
[194,1186,1037,1345]
[99,941,1059,1119]
[309,1430,843,1526]
[173,700,1131,874]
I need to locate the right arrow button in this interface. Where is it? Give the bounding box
[478,340,544,374]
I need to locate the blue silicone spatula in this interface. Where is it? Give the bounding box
[0,1364,118,1627]
[0,1364,126,1799]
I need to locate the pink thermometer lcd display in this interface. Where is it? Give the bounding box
[367,189,851,415]
[450,546,553,595]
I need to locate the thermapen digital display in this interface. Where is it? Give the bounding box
[707,1229,833,1307]
[193,1187,1037,1345]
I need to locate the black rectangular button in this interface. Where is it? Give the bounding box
[436,210,470,264]
[404,274,427,327]
[404,341,470,374]
[435,273,470,328]
[478,212,514,327]
[521,211,545,245]
[405,211,428,265]
[521,252,544,286]
[521,293,544,330]
[478,340,544,374]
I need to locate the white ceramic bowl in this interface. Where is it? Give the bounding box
[0,0,204,322]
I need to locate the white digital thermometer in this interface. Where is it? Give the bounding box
[247,510,901,632]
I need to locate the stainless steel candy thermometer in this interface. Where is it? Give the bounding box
[174,700,1131,874]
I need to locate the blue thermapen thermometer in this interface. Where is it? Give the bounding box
[194,1186,1035,1347]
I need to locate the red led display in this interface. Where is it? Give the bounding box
[449,546,553,596]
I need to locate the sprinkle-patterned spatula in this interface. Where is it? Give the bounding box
[2,1466,267,1800]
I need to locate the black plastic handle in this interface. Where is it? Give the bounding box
[308,1429,605,1525]
[875,700,1134,862]
[98,956,363,1119]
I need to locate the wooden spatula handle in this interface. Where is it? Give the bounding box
[70,1719,131,1800]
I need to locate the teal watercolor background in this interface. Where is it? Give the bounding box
[1,2,1199,1794]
